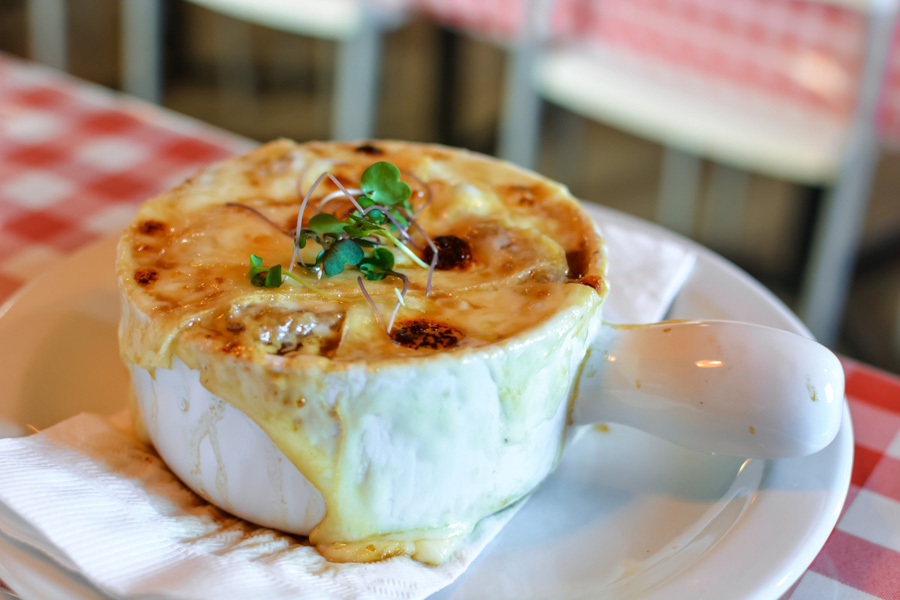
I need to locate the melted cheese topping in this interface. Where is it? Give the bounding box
[118,139,607,563]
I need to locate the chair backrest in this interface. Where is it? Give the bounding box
[409,0,577,45]
[561,0,900,146]
[185,0,406,40]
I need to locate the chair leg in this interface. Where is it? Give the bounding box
[798,3,897,345]
[701,163,750,255]
[657,146,702,238]
[798,155,880,345]
[497,33,542,168]
[544,108,588,193]
[497,0,548,169]
[213,14,258,119]
[27,0,67,71]
[120,0,164,104]
[433,27,459,146]
[332,26,383,141]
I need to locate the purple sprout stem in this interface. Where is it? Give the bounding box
[319,188,364,211]
[409,217,438,296]
[357,276,387,332]
[401,169,433,218]
[326,173,366,213]
[291,171,329,273]
[296,159,345,199]
[361,205,419,249]
[386,271,410,333]
[225,203,293,238]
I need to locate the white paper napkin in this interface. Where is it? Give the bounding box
[0,220,695,600]
[599,220,697,324]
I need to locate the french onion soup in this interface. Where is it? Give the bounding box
[118,140,607,564]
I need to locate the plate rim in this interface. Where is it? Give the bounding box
[586,203,852,599]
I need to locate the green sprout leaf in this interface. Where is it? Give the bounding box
[367,208,387,224]
[248,254,284,288]
[359,247,395,281]
[361,162,411,207]
[296,230,314,249]
[265,263,282,287]
[256,161,426,306]
[347,215,385,236]
[387,207,409,229]
[308,213,348,234]
[320,238,364,277]
[342,224,371,238]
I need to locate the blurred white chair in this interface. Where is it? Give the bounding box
[409,0,560,165]
[500,0,899,345]
[26,0,68,71]
[125,0,407,140]
[28,0,406,141]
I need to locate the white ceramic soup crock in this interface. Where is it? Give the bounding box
[120,140,844,564]
[127,317,843,561]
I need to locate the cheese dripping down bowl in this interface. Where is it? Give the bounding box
[117,139,844,565]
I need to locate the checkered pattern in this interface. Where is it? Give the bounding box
[411,0,583,41]
[782,359,900,600]
[0,55,253,304]
[1,51,900,598]
[412,0,900,145]
[578,0,866,115]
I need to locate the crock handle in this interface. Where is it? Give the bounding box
[572,320,845,458]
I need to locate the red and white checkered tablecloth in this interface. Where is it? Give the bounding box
[0,55,253,305]
[1,52,899,599]
[782,359,900,600]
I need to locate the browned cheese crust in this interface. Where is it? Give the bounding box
[117,140,607,372]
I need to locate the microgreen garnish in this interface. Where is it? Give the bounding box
[402,169,432,218]
[249,254,282,288]
[249,159,438,334]
[320,238,365,277]
[358,247,394,280]
[361,162,411,207]
[357,276,386,331]
[248,254,326,295]
[227,203,292,237]
[307,213,348,234]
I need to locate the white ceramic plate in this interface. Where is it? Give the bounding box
[0,205,852,600]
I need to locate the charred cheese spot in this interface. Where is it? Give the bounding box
[226,321,245,333]
[390,319,464,350]
[221,341,244,356]
[503,184,537,207]
[134,269,159,286]
[575,275,605,293]
[355,144,384,155]
[424,235,473,270]
[137,220,168,235]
